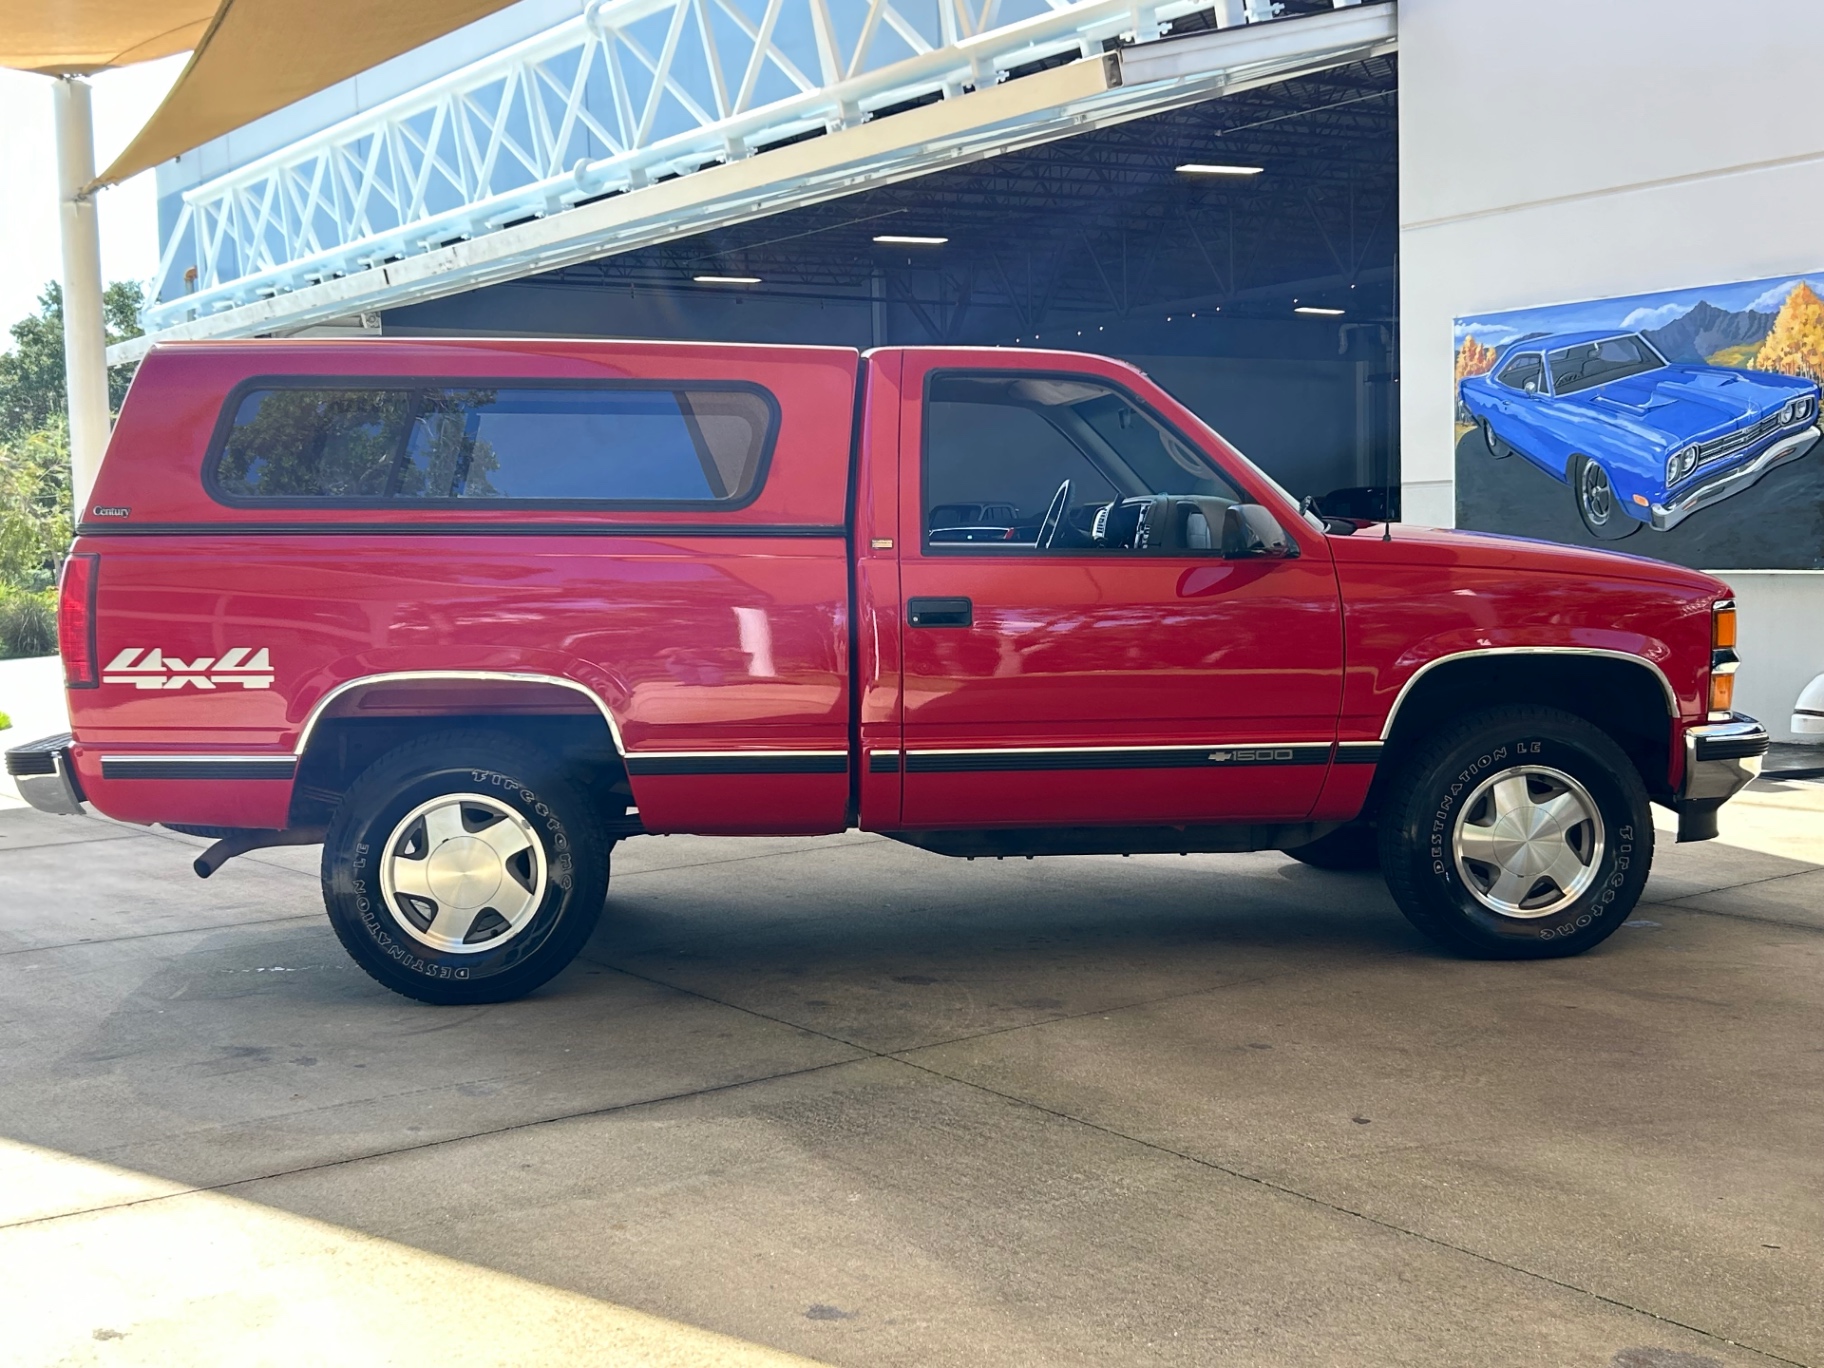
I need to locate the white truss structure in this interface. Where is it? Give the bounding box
[129,0,1392,354]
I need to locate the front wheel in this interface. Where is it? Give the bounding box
[1378,706,1652,959]
[322,730,609,1004]
[1573,455,1640,540]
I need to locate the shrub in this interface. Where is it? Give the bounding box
[0,590,56,658]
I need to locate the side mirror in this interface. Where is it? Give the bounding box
[1221,503,1296,559]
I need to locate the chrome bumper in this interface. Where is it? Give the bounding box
[1651,426,1819,531]
[4,733,85,816]
[1674,714,1770,841]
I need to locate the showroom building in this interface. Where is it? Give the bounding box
[118,0,1824,737]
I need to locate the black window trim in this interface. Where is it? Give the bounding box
[201,373,783,513]
[1495,352,1546,394]
[917,366,1247,558]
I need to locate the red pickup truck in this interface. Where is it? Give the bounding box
[8,339,1768,1003]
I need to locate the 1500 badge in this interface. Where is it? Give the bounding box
[102,647,275,690]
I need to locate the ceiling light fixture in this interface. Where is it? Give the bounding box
[873,234,948,245]
[695,274,761,284]
[1295,306,1345,316]
[1176,163,1263,176]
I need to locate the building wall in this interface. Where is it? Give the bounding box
[1398,0,1824,738]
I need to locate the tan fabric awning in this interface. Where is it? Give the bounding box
[2,0,523,186]
[0,2,214,74]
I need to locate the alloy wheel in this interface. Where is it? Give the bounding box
[1451,765,1604,918]
[380,793,547,953]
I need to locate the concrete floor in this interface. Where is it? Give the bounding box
[0,760,1820,1368]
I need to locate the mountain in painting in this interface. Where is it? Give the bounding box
[1642,299,1775,364]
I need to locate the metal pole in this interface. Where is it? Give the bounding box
[54,77,112,512]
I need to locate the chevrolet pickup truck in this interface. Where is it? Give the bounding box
[7,339,1770,1003]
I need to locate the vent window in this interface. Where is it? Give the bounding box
[210,382,776,507]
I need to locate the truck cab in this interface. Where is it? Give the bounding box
[8,338,1769,1002]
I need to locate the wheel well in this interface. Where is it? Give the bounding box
[1380,654,1674,803]
[289,680,627,827]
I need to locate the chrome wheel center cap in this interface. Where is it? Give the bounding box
[1488,807,1566,875]
[425,835,503,909]
[1452,764,1605,919]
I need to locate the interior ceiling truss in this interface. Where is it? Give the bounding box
[528,54,1396,337]
[116,0,1394,361]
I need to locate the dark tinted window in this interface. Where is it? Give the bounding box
[923,374,1241,552]
[215,389,411,498]
[213,383,774,505]
[1496,353,1545,393]
[1547,334,1665,395]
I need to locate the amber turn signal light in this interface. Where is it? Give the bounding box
[1709,670,1736,713]
[1712,602,1737,650]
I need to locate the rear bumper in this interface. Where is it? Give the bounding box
[1650,426,1818,531]
[1673,714,1770,841]
[5,733,86,816]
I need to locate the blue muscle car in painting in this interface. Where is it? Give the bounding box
[1457,330,1821,538]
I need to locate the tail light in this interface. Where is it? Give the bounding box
[1709,599,1738,716]
[58,553,99,689]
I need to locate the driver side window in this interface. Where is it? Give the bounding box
[922,373,1240,554]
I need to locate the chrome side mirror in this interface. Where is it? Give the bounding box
[1221,503,1296,559]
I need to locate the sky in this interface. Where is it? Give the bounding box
[1454,271,1824,351]
[0,57,188,333]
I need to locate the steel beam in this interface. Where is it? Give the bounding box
[119,0,1394,362]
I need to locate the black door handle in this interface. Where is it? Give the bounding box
[907,596,973,628]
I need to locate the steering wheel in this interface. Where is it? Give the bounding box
[1036,479,1073,550]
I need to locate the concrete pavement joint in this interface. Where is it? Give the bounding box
[0,1053,871,1236]
[884,1055,1813,1367]
[0,912,324,959]
[591,957,1814,1367]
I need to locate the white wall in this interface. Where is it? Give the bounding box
[1398,0,1824,739]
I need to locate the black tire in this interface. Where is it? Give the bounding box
[1378,706,1652,959]
[1284,822,1381,871]
[322,730,609,1004]
[1479,419,1509,459]
[1572,455,1640,540]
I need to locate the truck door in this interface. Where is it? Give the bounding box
[889,352,1344,831]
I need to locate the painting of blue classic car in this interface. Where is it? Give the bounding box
[1457,330,1821,539]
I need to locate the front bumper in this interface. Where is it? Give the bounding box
[4,733,85,816]
[1650,426,1819,531]
[1673,714,1770,841]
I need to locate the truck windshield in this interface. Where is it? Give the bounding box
[1547,335,1665,395]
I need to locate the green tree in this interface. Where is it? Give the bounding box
[0,280,144,593]
[0,280,145,443]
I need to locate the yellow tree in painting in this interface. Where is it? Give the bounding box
[1455,335,1498,384]
[1751,283,1824,381]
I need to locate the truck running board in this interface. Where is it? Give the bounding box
[886,823,1344,859]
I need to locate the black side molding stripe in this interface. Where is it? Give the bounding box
[1334,742,1384,765]
[868,752,902,773]
[102,757,297,780]
[77,522,847,539]
[625,753,849,776]
[905,744,1331,774]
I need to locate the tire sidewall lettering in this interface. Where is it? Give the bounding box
[1411,728,1648,947]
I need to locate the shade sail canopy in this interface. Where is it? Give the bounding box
[2,0,524,186]
[0,2,213,74]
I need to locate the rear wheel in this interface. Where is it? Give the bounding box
[1379,706,1651,958]
[1573,455,1640,540]
[1480,419,1509,459]
[322,730,608,1004]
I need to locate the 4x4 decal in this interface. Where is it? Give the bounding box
[102,647,275,690]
